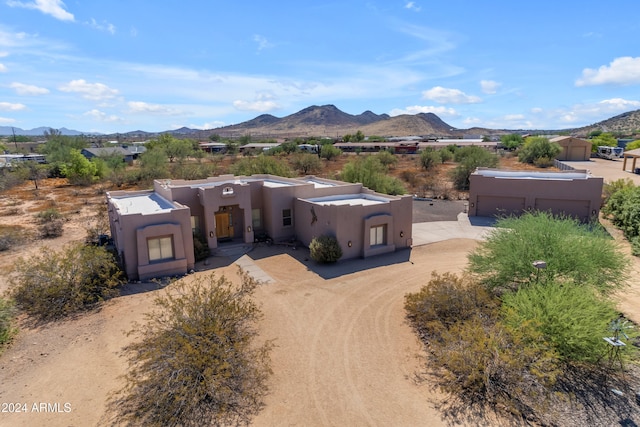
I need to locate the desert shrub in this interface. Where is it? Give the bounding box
[467,211,629,294]
[603,184,640,240]
[340,156,406,195]
[533,156,554,168]
[107,271,272,427]
[0,226,28,251]
[517,137,561,164]
[450,146,499,190]
[405,273,560,419]
[419,148,441,170]
[290,152,321,174]
[35,207,62,223]
[376,150,398,168]
[39,219,64,239]
[501,281,627,363]
[9,243,124,321]
[193,232,210,262]
[309,234,343,263]
[404,272,499,339]
[0,297,16,350]
[602,178,635,206]
[319,144,342,161]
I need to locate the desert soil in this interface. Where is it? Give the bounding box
[1,157,640,426]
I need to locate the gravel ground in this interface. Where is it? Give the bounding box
[412,198,467,223]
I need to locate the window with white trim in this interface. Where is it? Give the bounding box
[148,236,174,262]
[370,225,386,246]
[282,208,292,227]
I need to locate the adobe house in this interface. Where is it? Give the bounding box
[467,168,603,222]
[107,174,413,280]
[550,136,592,161]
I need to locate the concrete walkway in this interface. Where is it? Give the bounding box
[411,212,495,246]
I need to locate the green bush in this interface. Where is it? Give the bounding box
[517,137,561,164]
[35,207,62,223]
[309,234,343,263]
[230,154,293,177]
[39,219,64,239]
[9,243,124,321]
[467,211,629,294]
[501,281,627,363]
[108,271,272,427]
[450,146,499,190]
[193,232,210,262]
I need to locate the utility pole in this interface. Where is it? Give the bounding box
[11,127,18,151]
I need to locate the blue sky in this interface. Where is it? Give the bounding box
[2,1,640,134]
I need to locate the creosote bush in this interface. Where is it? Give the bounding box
[309,234,343,263]
[107,270,272,427]
[0,297,16,350]
[9,243,123,321]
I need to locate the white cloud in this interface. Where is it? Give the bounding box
[253,34,274,51]
[58,79,119,101]
[85,19,116,35]
[7,0,74,22]
[480,80,500,94]
[0,117,16,124]
[389,105,458,117]
[0,63,6,72]
[127,101,183,116]
[422,86,481,104]
[83,109,122,122]
[405,2,421,12]
[576,57,640,86]
[0,102,26,111]
[10,82,50,95]
[233,99,279,112]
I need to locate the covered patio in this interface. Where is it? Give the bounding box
[622,148,640,173]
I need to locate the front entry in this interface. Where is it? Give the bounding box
[215,211,234,240]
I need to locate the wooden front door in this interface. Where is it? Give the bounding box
[215,212,233,239]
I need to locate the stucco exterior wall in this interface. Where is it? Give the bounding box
[107,191,194,280]
[468,169,603,222]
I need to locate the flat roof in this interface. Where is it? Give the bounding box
[111,193,177,215]
[307,193,390,206]
[475,169,590,180]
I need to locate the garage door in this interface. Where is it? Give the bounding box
[534,198,590,222]
[476,196,525,217]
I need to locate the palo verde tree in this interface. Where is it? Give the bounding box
[450,145,499,190]
[517,136,561,166]
[107,270,272,427]
[499,133,525,150]
[467,211,629,294]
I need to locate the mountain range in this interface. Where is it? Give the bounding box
[4,105,640,139]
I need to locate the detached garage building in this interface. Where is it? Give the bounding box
[551,136,592,161]
[468,168,603,223]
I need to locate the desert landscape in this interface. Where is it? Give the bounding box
[1,157,640,426]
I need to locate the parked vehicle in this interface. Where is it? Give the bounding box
[597,146,623,160]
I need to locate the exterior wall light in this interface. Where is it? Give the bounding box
[348,241,353,247]
[247,226,252,232]
[400,231,404,238]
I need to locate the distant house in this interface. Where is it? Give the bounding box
[550,136,591,161]
[81,147,135,164]
[199,142,227,153]
[468,168,603,223]
[107,174,413,280]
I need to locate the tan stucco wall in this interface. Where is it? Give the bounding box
[107,191,194,280]
[468,169,603,222]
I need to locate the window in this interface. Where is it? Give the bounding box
[282,208,292,227]
[252,208,262,229]
[190,216,200,233]
[370,225,386,246]
[148,236,174,262]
